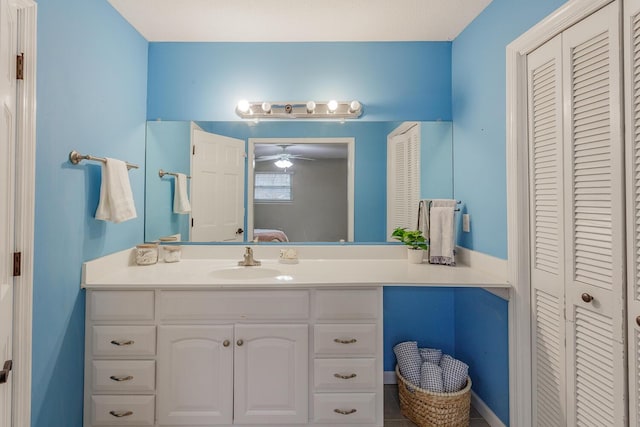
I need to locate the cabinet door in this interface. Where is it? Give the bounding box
[562,3,626,426]
[157,325,233,425]
[233,324,308,424]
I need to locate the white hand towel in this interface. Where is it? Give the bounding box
[95,158,137,223]
[429,199,457,265]
[173,173,191,214]
[417,200,431,239]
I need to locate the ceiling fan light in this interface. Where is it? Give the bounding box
[275,159,293,168]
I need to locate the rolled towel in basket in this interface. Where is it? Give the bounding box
[419,347,443,365]
[440,354,469,392]
[419,361,444,393]
[393,341,422,387]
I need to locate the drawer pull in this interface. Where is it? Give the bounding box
[237,339,244,347]
[110,340,135,346]
[223,340,230,347]
[109,410,133,418]
[109,375,134,382]
[334,408,357,415]
[334,373,357,380]
[334,338,357,344]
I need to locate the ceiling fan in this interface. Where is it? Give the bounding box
[255,145,315,168]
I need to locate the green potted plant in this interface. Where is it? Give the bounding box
[391,227,428,264]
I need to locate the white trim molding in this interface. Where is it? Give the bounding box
[471,391,507,427]
[455,247,509,300]
[505,1,612,427]
[11,1,36,426]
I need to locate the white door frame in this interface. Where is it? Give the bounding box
[11,0,36,426]
[247,137,355,243]
[505,1,613,426]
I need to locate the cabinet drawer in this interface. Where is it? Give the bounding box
[313,393,376,424]
[314,324,377,355]
[315,289,379,320]
[314,359,376,390]
[93,326,156,357]
[91,395,154,426]
[92,360,155,392]
[89,291,154,321]
[159,290,309,320]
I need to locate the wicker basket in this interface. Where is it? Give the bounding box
[395,365,471,427]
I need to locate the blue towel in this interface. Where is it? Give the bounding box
[419,347,443,365]
[420,361,444,393]
[394,341,422,387]
[440,354,469,392]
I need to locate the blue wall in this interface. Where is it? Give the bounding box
[147,42,452,122]
[421,121,453,199]
[33,0,148,426]
[455,289,509,424]
[451,0,567,259]
[450,1,568,424]
[145,121,191,241]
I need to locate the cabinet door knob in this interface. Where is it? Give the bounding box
[334,408,357,415]
[581,293,593,303]
[223,340,230,347]
[109,375,133,382]
[237,339,244,346]
[109,410,133,418]
[110,339,135,346]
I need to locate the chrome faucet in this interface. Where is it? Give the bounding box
[238,246,261,266]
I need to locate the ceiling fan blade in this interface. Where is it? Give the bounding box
[256,155,281,161]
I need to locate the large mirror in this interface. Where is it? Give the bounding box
[145,120,453,243]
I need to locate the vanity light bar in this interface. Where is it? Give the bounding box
[235,100,363,119]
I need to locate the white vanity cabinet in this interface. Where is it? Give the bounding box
[156,323,308,425]
[84,286,382,427]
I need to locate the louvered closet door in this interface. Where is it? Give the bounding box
[625,0,640,424]
[562,3,626,426]
[527,34,567,427]
[386,125,420,237]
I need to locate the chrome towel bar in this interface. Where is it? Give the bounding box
[69,150,139,170]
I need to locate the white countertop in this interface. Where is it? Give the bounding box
[82,244,510,292]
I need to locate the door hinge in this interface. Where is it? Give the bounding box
[16,53,24,80]
[191,218,194,227]
[13,252,21,277]
[192,146,196,155]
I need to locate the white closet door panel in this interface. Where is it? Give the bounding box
[386,124,421,235]
[626,0,640,424]
[562,3,626,426]
[527,34,567,427]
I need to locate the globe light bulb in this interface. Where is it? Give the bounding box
[327,100,339,112]
[237,100,251,113]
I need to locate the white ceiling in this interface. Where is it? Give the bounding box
[108,0,493,42]
[255,143,348,160]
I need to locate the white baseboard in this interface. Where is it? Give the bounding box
[385,371,505,427]
[471,390,506,427]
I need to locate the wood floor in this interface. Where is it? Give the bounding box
[384,384,491,426]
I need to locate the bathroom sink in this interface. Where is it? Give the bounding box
[210,266,282,280]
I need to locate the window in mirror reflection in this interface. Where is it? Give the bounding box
[255,172,293,202]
